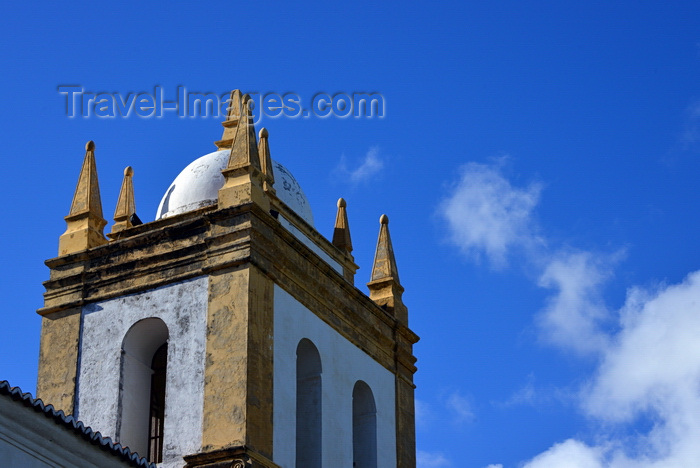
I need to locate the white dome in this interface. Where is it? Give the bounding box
[156,150,314,226]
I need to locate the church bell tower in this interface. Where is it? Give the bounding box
[36,90,419,467]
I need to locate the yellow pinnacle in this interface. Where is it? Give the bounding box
[218,91,260,171]
[332,198,353,254]
[218,90,267,210]
[258,127,275,194]
[367,214,407,322]
[369,214,399,282]
[215,90,242,150]
[108,166,137,238]
[58,141,107,255]
[227,92,260,171]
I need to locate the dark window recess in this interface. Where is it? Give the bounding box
[148,343,167,463]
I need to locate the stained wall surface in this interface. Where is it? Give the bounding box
[76,277,209,467]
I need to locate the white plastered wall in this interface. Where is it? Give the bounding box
[273,285,396,467]
[75,277,209,467]
[278,215,343,275]
[0,396,143,468]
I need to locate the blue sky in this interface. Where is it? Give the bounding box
[3,1,700,467]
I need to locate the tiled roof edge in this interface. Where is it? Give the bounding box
[0,380,156,468]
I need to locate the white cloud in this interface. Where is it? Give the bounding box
[523,271,700,467]
[586,273,700,424]
[523,439,605,468]
[445,391,475,424]
[439,160,542,268]
[438,161,613,355]
[335,146,384,184]
[417,450,453,468]
[350,146,383,183]
[505,378,537,406]
[485,465,504,468]
[415,398,433,429]
[502,373,539,407]
[680,100,700,149]
[439,160,700,467]
[536,250,615,356]
[499,374,575,411]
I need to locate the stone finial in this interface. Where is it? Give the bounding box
[216,90,260,170]
[58,141,108,255]
[332,198,353,254]
[226,92,260,171]
[108,166,137,238]
[215,89,242,150]
[367,214,407,322]
[218,90,268,209]
[258,127,275,194]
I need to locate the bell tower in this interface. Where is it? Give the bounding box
[36,90,419,467]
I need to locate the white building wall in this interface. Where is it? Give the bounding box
[0,433,57,468]
[0,396,136,468]
[278,215,343,275]
[273,285,396,468]
[76,277,209,467]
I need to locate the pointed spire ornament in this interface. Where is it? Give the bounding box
[367,214,407,323]
[108,166,137,238]
[218,90,268,209]
[58,140,107,255]
[332,198,353,254]
[215,90,242,150]
[216,90,260,170]
[226,92,260,172]
[258,127,275,194]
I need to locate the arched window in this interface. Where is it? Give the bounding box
[296,339,322,468]
[119,318,169,462]
[352,381,377,468]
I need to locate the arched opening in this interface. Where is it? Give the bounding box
[296,338,322,468]
[352,380,377,468]
[119,318,169,462]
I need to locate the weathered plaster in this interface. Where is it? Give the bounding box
[36,307,82,415]
[201,265,274,459]
[272,285,396,467]
[76,277,208,467]
[201,267,249,450]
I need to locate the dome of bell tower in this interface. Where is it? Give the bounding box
[155,149,314,225]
